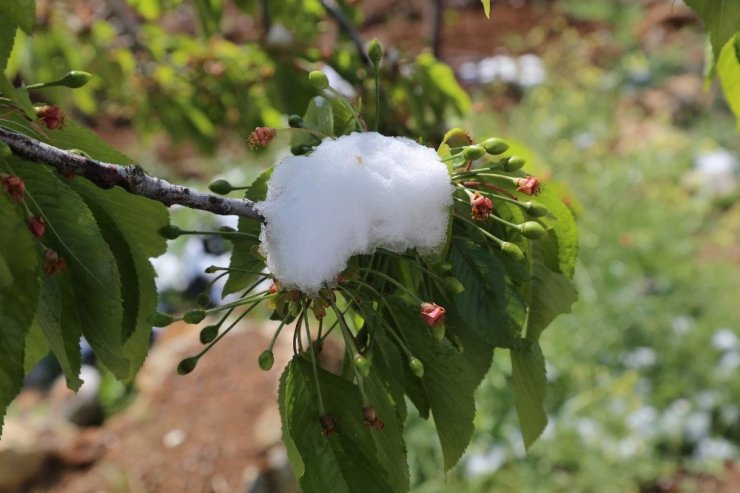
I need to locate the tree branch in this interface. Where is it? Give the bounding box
[0,126,263,220]
[319,0,371,66]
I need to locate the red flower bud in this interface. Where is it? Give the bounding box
[28,215,45,238]
[247,127,276,150]
[471,192,493,220]
[43,249,67,276]
[516,176,541,196]
[36,105,65,130]
[420,302,445,327]
[363,406,385,431]
[2,175,25,201]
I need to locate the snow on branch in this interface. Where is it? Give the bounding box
[0,126,262,220]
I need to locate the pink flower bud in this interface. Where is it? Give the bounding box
[28,215,45,238]
[2,175,25,201]
[516,176,541,196]
[420,302,445,327]
[247,127,276,150]
[471,192,493,220]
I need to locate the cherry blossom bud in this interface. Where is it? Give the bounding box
[516,176,541,195]
[28,215,45,238]
[247,127,276,150]
[36,105,65,130]
[420,302,445,327]
[43,249,67,276]
[2,175,25,201]
[471,192,493,220]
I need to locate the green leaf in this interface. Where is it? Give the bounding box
[34,275,83,391]
[415,53,471,117]
[223,167,271,295]
[0,17,16,70]
[533,186,579,278]
[481,0,491,18]
[0,193,40,432]
[685,0,740,64]
[0,71,36,119]
[525,248,578,342]
[511,342,547,450]
[0,0,35,34]
[10,160,129,379]
[449,239,526,348]
[43,120,134,164]
[23,321,48,375]
[69,179,168,380]
[292,96,335,148]
[279,356,405,493]
[387,298,490,471]
[717,34,740,129]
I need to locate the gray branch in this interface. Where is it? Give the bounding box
[0,126,263,220]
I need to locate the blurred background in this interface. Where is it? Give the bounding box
[3,0,739,491]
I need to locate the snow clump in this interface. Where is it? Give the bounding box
[258,132,454,294]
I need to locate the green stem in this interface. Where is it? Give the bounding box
[356,267,424,303]
[453,212,506,247]
[303,305,326,414]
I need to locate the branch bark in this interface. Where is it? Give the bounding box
[0,126,263,221]
[319,0,371,66]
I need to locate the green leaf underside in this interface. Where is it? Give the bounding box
[0,16,16,70]
[717,35,740,129]
[387,298,491,471]
[525,247,578,342]
[685,0,740,63]
[10,160,129,379]
[23,321,48,375]
[450,240,526,348]
[511,342,547,450]
[0,193,41,433]
[279,357,406,493]
[533,186,579,278]
[223,167,272,295]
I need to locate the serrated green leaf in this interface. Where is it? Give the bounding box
[525,248,578,342]
[532,187,579,278]
[511,342,547,450]
[481,0,491,18]
[223,167,271,295]
[685,0,740,64]
[10,160,129,379]
[279,356,403,493]
[449,239,526,348]
[23,321,48,374]
[44,120,134,163]
[0,0,35,34]
[34,275,83,391]
[0,192,40,432]
[0,71,35,119]
[70,180,168,379]
[387,298,489,471]
[717,34,740,129]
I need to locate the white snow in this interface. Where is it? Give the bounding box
[257,132,453,293]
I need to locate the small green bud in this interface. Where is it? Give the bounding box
[219,226,236,233]
[204,265,218,274]
[196,292,210,308]
[183,310,206,324]
[368,39,383,68]
[353,354,371,377]
[288,114,304,128]
[308,70,329,90]
[519,221,547,239]
[68,149,91,158]
[443,277,465,294]
[409,357,424,378]
[501,242,525,261]
[159,225,182,240]
[148,311,173,327]
[177,356,199,375]
[199,324,219,344]
[503,155,526,172]
[209,179,233,195]
[258,349,274,371]
[463,145,485,161]
[525,201,549,217]
[0,142,11,157]
[437,261,453,272]
[430,323,446,342]
[60,71,92,89]
[482,137,509,155]
[291,144,313,155]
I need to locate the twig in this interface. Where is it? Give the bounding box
[319,0,371,65]
[431,0,444,58]
[0,126,263,220]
